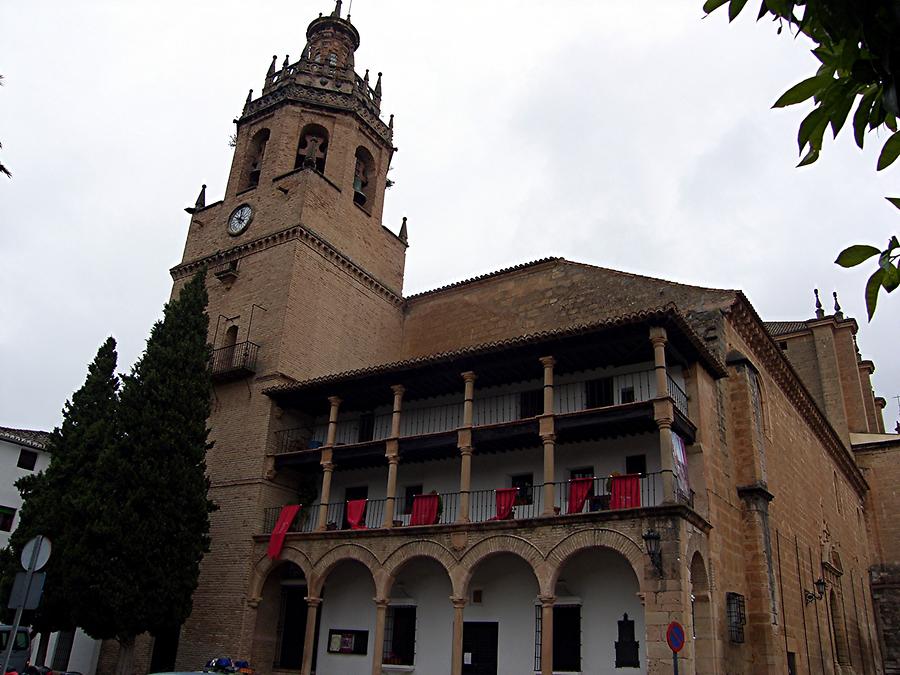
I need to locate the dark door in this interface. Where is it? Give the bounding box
[462,622,498,675]
[277,586,308,669]
[149,625,181,673]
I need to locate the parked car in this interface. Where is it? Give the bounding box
[0,625,31,674]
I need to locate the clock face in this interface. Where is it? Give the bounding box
[227,204,253,236]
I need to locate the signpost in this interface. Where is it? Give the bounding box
[1,535,51,675]
[666,621,685,675]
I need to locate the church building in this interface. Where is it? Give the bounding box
[101,3,897,674]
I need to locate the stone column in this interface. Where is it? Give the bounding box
[371,597,390,675]
[450,596,467,675]
[457,372,476,523]
[539,356,557,515]
[650,328,676,504]
[539,594,556,675]
[317,396,341,530]
[383,385,404,527]
[300,596,321,675]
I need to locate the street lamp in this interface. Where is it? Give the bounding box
[642,528,662,574]
[804,577,827,604]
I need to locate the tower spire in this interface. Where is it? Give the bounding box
[399,217,408,245]
[332,0,342,18]
[833,291,843,319]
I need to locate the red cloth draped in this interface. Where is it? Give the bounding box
[409,494,440,525]
[610,474,641,510]
[267,505,301,559]
[346,499,368,529]
[491,488,519,520]
[567,477,594,514]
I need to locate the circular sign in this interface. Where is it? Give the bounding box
[666,621,686,653]
[21,535,52,571]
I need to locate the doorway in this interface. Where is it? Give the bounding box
[462,622,498,675]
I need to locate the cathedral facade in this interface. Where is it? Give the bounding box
[100,4,896,674]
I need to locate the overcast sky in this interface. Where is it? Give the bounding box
[2,0,898,432]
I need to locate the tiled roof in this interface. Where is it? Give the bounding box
[0,426,50,450]
[404,258,562,300]
[765,321,811,337]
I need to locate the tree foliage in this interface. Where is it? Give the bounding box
[1,338,120,633]
[703,0,900,318]
[70,271,215,672]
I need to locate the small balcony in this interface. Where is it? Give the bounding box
[261,470,692,535]
[211,341,259,382]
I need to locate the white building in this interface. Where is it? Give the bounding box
[0,426,100,675]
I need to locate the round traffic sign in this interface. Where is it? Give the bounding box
[666,621,686,653]
[21,535,52,571]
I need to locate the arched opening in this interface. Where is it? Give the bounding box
[690,552,715,674]
[220,324,238,369]
[383,557,453,673]
[465,552,540,675]
[295,124,329,172]
[829,590,851,666]
[316,559,376,673]
[353,146,375,208]
[242,129,270,190]
[552,547,646,674]
[252,561,311,671]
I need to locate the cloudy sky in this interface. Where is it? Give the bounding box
[2,0,898,432]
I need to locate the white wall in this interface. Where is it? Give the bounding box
[0,437,51,547]
[316,561,377,675]
[464,554,540,675]
[40,628,101,675]
[559,548,646,675]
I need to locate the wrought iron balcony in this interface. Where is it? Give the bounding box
[261,471,692,535]
[211,341,259,382]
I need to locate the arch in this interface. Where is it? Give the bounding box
[458,535,544,597]
[242,128,270,190]
[353,145,375,208]
[294,123,329,172]
[247,547,314,601]
[545,528,645,595]
[380,539,457,597]
[309,543,379,596]
[690,552,716,674]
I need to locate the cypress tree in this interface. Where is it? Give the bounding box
[1,338,120,652]
[71,272,215,674]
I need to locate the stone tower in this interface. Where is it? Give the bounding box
[166,2,406,667]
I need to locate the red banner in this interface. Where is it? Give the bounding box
[492,488,519,520]
[610,474,641,509]
[267,505,301,559]
[567,477,594,514]
[409,494,439,526]
[346,499,368,529]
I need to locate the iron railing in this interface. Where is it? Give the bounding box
[667,374,688,416]
[261,471,692,533]
[210,341,259,378]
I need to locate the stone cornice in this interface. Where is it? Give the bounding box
[727,293,869,497]
[170,223,403,305]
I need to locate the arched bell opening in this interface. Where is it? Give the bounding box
[353,146,375,208]
[295,124,329,173]
[242,128,270,190]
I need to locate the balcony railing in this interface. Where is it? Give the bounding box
[211,341,259,382]
[262,471,692,534]
[273,369,689,454]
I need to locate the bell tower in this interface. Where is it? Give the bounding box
[165,4,407,668]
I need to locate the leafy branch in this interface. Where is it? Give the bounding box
[703,0,900,318]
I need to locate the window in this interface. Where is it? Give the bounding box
[242,128,270,189]
[534,605,581,672]
[0,630,28,652]
[625,454,646,475]
[585,377,614,408]
[383,606,416,666]
[619,386,636,404]
[726,592,746,643]
[403,485,423,515]
[615,613,640,668]
[570,466,593,480]
[510,473,533,505]
[358,412,375,443]
[17,448,38,471]
[0,506,15,532]
[519,389,543,418]
[295,124,329,172]
[328,52,338,66]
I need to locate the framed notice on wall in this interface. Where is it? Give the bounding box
[326,629,369,655]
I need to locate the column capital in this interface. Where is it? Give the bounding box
[539,355,556,368]
[649,326,668,345]
[374,597,391,608]
[391,384,406,397]
[461,371,477,383]
[321,460,335,472]
[246,596,261,609]
[327,395,342,407]
[655,418,673,431]
[538,594,556,608]
[387,454,400,466]
[540,433,556,444]
[305,596,322,607]
[459,446,473,457]
[450,596,468,609]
